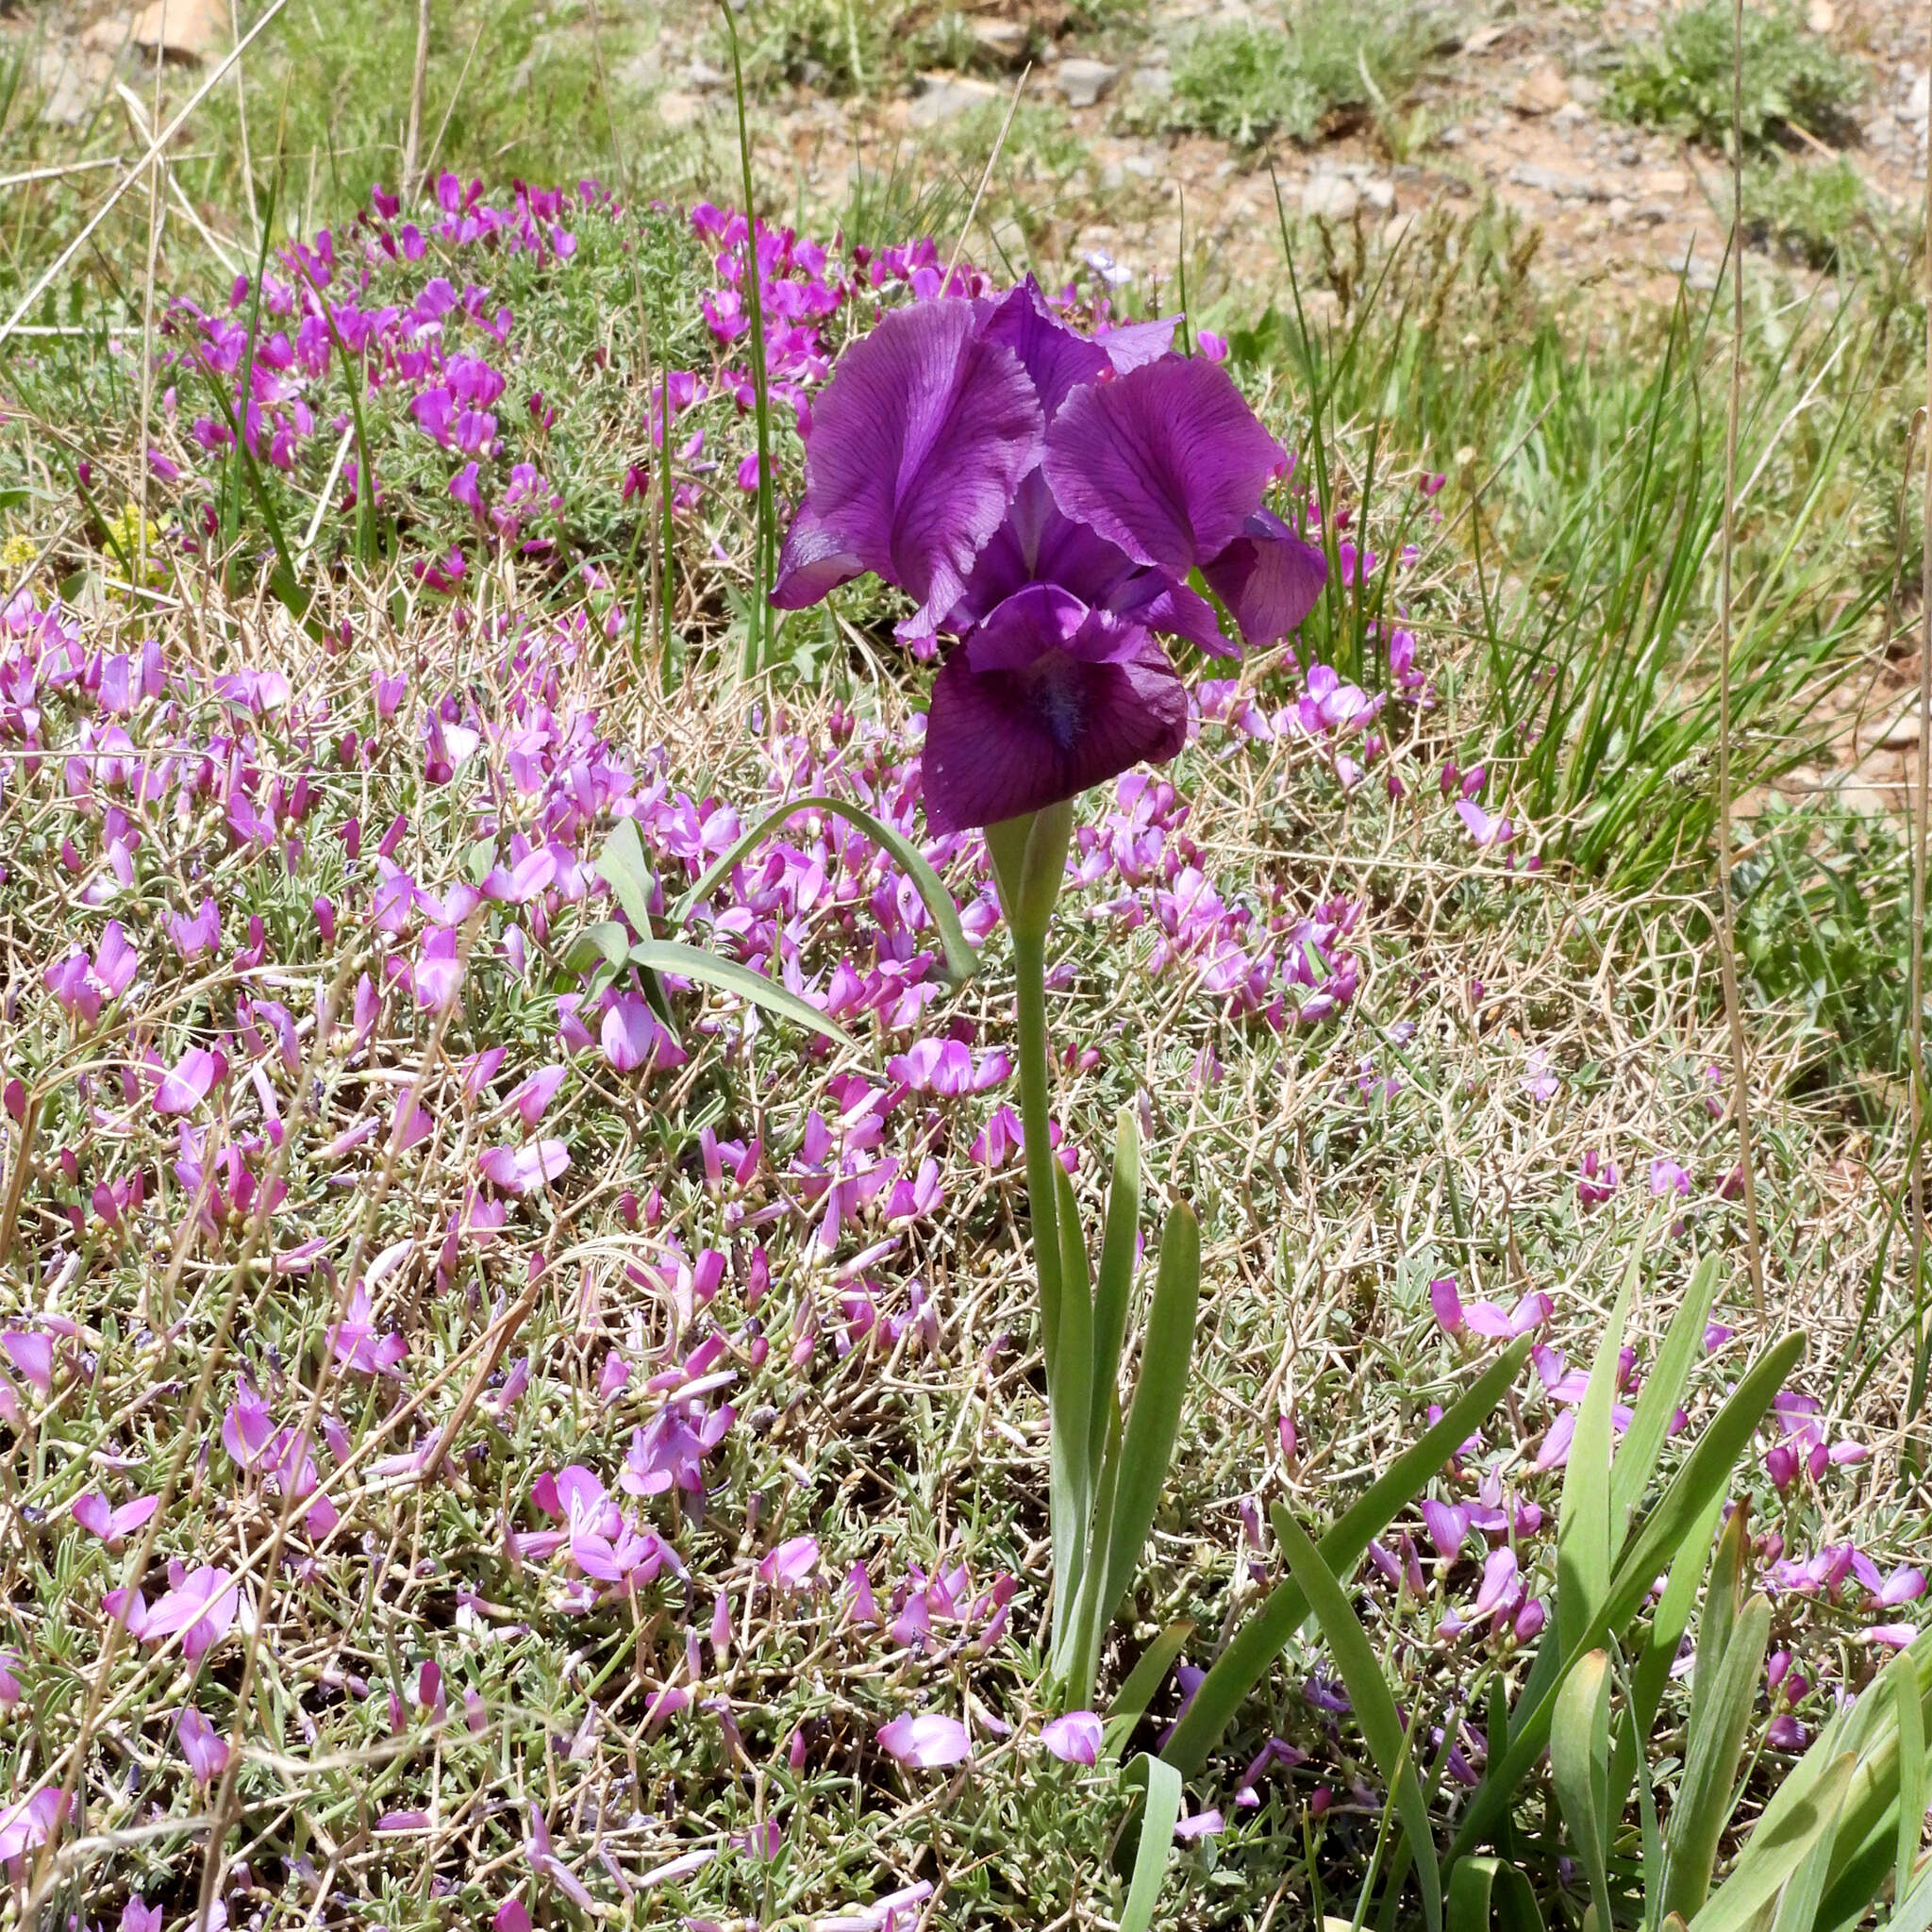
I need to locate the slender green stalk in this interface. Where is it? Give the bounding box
[720,2,775,674]
[1010,925,1063,1373]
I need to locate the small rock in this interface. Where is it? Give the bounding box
[39,47,113,124]
[129,0,227,60]
[1606,194,1633,223]
[1056,57,1120,108]
[1130,63,1173,99]
[1910,72,1931,122]
[655,89,703,130]
[1807,0,1835,30]
[1634,203,1672,225]
[1302,173,1359,220]
[971,18,1028,62]
[1509,161,1602,200]
[686,59,726,92]
[1359,176,1395,211]
[82,15,135,51]
[1642,166,1688,194]
[1512,62,1570,114]
[1124,152,1158,177]
[1617,142,1641,164]
[908,72,1000,128]
[1874,699,1926,748]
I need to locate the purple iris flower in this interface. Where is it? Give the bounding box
[771,282,1326,832]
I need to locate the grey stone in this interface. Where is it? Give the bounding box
[1302,174,1359,219]
[908,72,1000,128]
[1131,63,1173,98]
[1057,58,1120,108]
[1509,161,1604,201]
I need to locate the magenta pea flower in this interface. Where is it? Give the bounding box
[771,285,1324,832]
[1041,1710,1103,1765]
[478,1140,571,1195]
[876,1711,971,1769]
[2,1330,53,1398]
[72,1490,159,1545]
[154,1046,225,1116]
[1577,1150,1619,1210]
[758,1534,821,1594]
[176,1706,230,1784]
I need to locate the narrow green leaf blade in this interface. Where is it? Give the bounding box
[1119,1753,1183,1932]
[1163,1337,1531,1778]
[1900,1650,1927,1907]
[1686,1753,1856,1932]
[1609,1253,1722,1538]
[1446,1857,1544,1932]
[1274,1503,1442,1932]
[625,938,857,1047]
[1558,1269,1632,1658]
[1095,1203,1201,1650]
[1613,1484,1725,1824]
[1050,1159,1096,1677]
[1103,1622,1197,1765]
[671,793,979,984]
[1090,1105,1141,1487]
[1550,1652,1614,1932]
[1451,1332,1804,1863]
[594,817,658,938]
[1663,1594,1772,1921]
[1689,1504,1750,1738]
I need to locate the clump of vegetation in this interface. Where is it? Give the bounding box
[1605,0,1863,152]
[1736,797,1916,1107]
[1746,153,1878,267]
[1160,0,1446,149]
[743,0,902,95]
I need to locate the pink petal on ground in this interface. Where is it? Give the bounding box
[1041,1711,1102,1765]
[876,1712,970,1769]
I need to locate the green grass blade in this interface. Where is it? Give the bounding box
[595,817,658,938]
[1557,1266,1633,1658]
[1103,1621,1197,1765]
[1687,1753,1856,1932]
[1690,1503,1750,1734]
[1164,1337,1531,1778]
[1274,1504,1442,1932]
[1093,1204,1200,1649]
[1050,1158,1096,1679]
[1613,1485,1726,1816]
[1550,1651,1614,1932]
[1662,1594,1772,1921]
[1118,1753,1183,1932]
[1090,1105,1141,1486]
[1897,1651,1926,1909]
[625,939,857,1048]
[1446,1857,1544,1932]
[672,794,978,985]
[1451,1333,1804,1861]
[1610,1252,1722,1539]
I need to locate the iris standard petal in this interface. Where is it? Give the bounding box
[770,300,1042,633]
[924,587,1189,834]
[978,280,1110,423]
[1096,315,1181,371]
[1043,355,1285,574]
[1202,508,1328,646]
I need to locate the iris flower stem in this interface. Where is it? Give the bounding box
[990,800,1077,1674]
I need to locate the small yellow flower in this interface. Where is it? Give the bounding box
[0,531,38,573]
